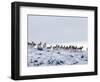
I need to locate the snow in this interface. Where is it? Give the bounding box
[27,47,88,67]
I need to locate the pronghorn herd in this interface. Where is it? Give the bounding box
[28,41,86,51]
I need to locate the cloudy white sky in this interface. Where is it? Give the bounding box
[28,15,88,43]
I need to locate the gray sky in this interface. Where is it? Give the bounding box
[28,15,88,43]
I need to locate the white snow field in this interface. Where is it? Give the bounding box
[27,43,88,67]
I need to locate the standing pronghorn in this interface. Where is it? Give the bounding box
[28,41,36,48]
[37,42,43,50]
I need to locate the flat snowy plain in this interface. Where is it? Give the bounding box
[27,45,88,67]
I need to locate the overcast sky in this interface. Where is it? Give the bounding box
[28,15,88,43]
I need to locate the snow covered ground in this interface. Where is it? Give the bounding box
[27,47,88,67]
